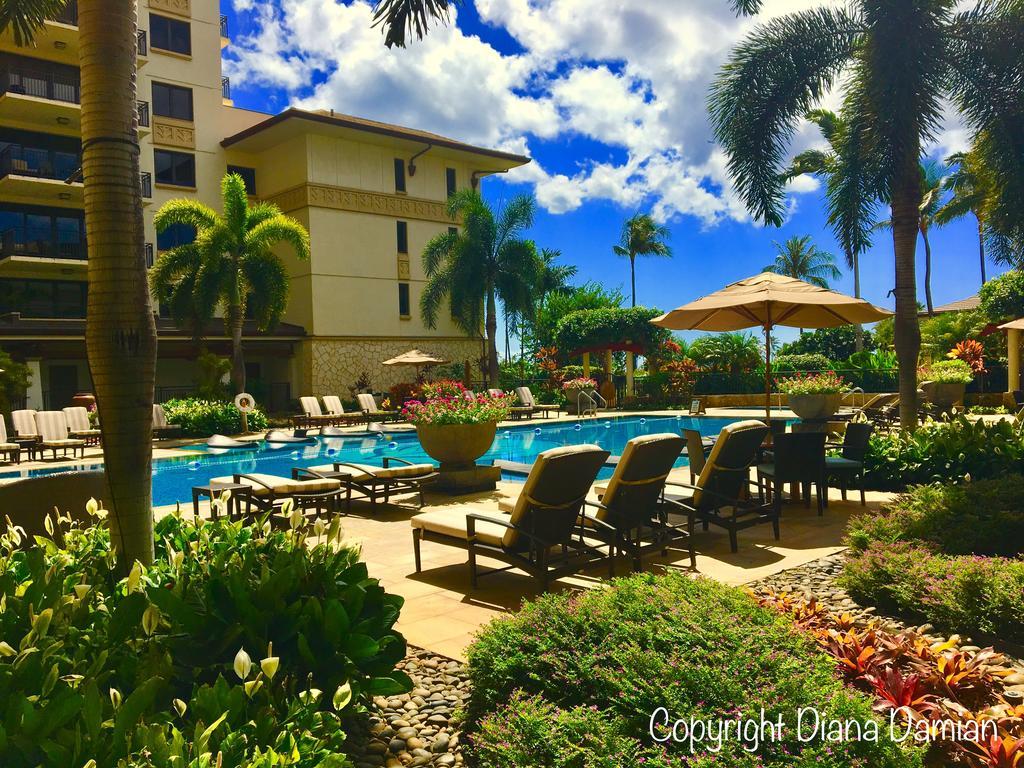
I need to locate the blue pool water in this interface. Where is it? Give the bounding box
[0,415,746,507]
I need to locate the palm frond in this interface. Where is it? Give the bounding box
[154,198,219,233]
[246,201,285,230]
[371,0,454,48]
[709,7,861,225]
[243,216,311,261]
[420,262,455,329]
[422,230,460,278]
[782,149,832,181]
[240,250,290,331]
[222,174,251,237]
[0,0,69,46]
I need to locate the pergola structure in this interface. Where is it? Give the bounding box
[570,341,645,401]
[999,318,1024,396]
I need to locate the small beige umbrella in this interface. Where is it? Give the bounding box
[382,349,450,379]
[652,272,893,419]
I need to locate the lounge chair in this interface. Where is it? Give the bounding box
[584,433,694,572]
[487,388,504,398]
[153,403,182,439]
[410,444,610,590]
[322,395,362,425]
[208,472,344,518]
[356,393,401,423]
[824,421,873,506]
[858,393,898,421]
[296,458,437,512]
[34,411,87,459]
[515,387,560,419]
[207,434,258,450]
[683,428,709,484]
[663,420,776,553]
[11,409,39,441]
[293,396,335,429]
[0,470,107,546]
[0,415,22,464]
[63,406,102,445]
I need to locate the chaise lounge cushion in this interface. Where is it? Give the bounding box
[308,462,434,481]
[209,473,341,496]
[410,508,511,547]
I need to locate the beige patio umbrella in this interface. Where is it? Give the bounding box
[382,349,450,378]
[651,272,893,419]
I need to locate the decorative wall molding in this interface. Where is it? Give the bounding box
[148,0,191,17]
[152,119,195,149]
[397,258,410,280]
[267,183,455,225]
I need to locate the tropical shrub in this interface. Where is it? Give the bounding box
[948,339,987,375]
[773,352,833,372]
[688,332,761,374]
[552,306,669,357]
[779,325,873,360]
[195,350,231,401]
[464,572,921,767]
[776,370,849,395]
[388,381,419,404]
[922,358,974,384]
[0,348,30,417]
[402,392,513,425]
[862,417,1024,489]
[979,268,1024,321]
[162,397,268,437]
[0,505,408,767]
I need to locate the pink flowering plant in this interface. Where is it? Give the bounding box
[420,379,467,400]
[560,377,598,391]
[403,391,514,425]
[775,370,849,395]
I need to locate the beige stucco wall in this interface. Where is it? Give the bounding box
[304,337,481,397]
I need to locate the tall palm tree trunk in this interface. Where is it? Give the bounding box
[81,0,158,567]
[227,301,246,394]
[921,226,934,316]
[485,286,499,386]
[851,249,864,353]
[977,218,987,285]
[892,161,923,433]
[629,255,636,307]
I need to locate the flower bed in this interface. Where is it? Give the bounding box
[402,391,513,425]
[862,417,1024,490]
[559,376,597,391]
[0,503,408,767]
[464,572,921,766]
[775,370,849,395]
[841,477,1024,645]
[755,589,1024,768]
[162,396,268,437]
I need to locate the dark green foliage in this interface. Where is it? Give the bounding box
[533,281,624,350]
[773,353,834,372]
[465,572,922,767]
[779,326,874,361]
[0,348,30,416]
[862,416,1024,490]
[842,476,1024,643]
[979,268,1024,321]
[162,397,268,437]
[553,307,670,357]
[0,511,408,767]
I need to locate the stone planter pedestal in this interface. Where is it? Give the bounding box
[921,381,966,412]
[787,393,843,420]
[416,421,500,494]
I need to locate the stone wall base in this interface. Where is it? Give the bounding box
[303,337,482,396]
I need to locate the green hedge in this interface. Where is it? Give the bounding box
[162,397,269,437]
[464,572,921,767]
[0,510,408,767]
[862,416,1024,490]
[554,306,670,356]
[842,477,1024,643]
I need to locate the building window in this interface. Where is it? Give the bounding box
[227,165,257,195]
[446,167,457,197]
[151,81,193,121]
[0,205,86,260]
[154,149,195,187]
[156,222,195,251]
[150,14,191,55]
[0,278,87,318]
[396,221,408,254]
[398,283,410,317]
[394,158,406,193]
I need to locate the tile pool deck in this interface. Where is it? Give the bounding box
[2,408,895,661]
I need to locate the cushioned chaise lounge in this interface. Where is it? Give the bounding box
[584,433,694,572]
[662,420,776,553]
[356,394,402,423]
[63,406,102,445]
[294,396,336,429]
[153,403,182,439]
[208,472,344,518]
[35,411,87,459]
[0,415,21,464]
[296,458,437,512]
[410,444,610,590]
[322,395,363,426]
[516,387,560,418]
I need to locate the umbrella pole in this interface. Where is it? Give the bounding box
[764,325,772,423]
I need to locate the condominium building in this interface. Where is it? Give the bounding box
[0,0,528,411]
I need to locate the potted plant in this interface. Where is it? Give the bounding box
[403,386,514,493]
[777,371,849,420]
[562,376,598,415]
[920,359,973,411]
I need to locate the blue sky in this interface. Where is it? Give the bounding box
[221,0,1003,346]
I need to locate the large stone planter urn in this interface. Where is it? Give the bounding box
[787,392,843,420]
[921,381,966,412]
[416,421,500,494]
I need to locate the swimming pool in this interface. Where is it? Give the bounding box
[0,415,748,507]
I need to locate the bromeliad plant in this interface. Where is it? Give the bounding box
[402,391,514,426]
[775,370,849,395]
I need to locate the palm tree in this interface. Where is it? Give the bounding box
[709,0,1024,431]
[935,148,995,286]
[421,190,539,386]
[764,235,841,289]
[536,248,577,307]
[613,213,672,307]
[783,109,874,349]
[151,174,310,394]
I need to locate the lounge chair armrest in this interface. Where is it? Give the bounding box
[382,457,416,467]
[466,513,555,549]
[663,480,699,492]
[579,511,617,533]
[293,467,332,480]
[331,461,378,477]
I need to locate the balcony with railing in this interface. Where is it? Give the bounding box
[137,29,148,59]
[1,226,87,264]
[220,14,229,38]
[144,242,154,268]
[140,171,152,200]
[0,144,80,182]
[137,99,150,130]
[221,76,231,101]
[0,58,80,103]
